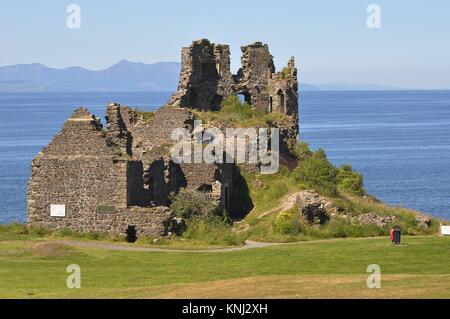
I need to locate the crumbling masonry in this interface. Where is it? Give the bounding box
[169,39,299,121]
[28,39,300,237]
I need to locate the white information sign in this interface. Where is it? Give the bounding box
[441,226,450,236]
[50,204,66,217]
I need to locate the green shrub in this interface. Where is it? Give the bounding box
[221,96,254,119]
[293,149,338,197]
[170,188,221,219]
[336,165,366,196]
[194,95,288,128]
[291,141,313,160]
[279,67,294,79]
[326,218,386,238]
[272,211,301,235]
[183,216,244,246]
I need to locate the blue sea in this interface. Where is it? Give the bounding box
[0,91,449,223]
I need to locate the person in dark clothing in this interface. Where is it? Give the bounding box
[393,225,401,245]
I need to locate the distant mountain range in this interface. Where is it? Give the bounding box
[0,60,181,92]
[0,61,407,92]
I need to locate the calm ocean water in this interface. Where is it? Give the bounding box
[0,91,449,223]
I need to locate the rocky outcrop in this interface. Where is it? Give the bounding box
[295,190,335,225]
[357,213,396,228]
[415,215,432,228]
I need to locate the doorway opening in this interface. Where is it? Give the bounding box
[224,186,230,212]
[277,89,285,113]
[126,225,137,243]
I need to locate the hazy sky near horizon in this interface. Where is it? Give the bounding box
[1,0,449,89]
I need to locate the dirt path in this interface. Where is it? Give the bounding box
[234,190,301,233]
[256,191,300,220]
[60,235,396,254]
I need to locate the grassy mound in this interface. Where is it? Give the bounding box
[240,143,442,242]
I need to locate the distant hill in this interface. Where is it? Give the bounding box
[0,60,181,92]
[0,61,408,92]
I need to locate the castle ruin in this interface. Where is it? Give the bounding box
[27,39,300,238]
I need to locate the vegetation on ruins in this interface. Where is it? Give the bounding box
[280,66,295,80]
[170,189,220,219]
[193,96,289,128]
[135,108,155,123]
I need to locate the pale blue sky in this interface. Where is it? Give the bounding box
[1,0,449,89]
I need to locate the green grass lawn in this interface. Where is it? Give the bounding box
[0,235,449,298]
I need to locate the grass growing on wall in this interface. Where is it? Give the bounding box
[193,96,289,127]
[134,109,155,123]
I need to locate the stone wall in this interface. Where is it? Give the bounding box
[236,42,275,112]
[28,157,127,228]
[110,102,241,210]
[105,103,132,155]
[41,107,117,157]
[268,61,298,117]
[120,104,194,159]
[28,108,173,237]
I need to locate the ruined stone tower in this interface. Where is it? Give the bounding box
[168,39,235,111]
[168,39,299,122]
